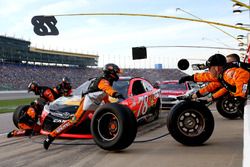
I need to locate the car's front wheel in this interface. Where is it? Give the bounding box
[91,103,137,151]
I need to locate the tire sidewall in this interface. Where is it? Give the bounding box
[216,96,239,119]
[91,103,137,151]
[13,105,30,128]
[167,101,214,146]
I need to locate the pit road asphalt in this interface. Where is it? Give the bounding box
[0,92,243,167]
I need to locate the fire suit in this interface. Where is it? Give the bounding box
[194,67,249,100]
[53,83,72,97]
[7,87,58,138]
[49,77,119,138]
[7,98,46,137]
[34,86,59,102]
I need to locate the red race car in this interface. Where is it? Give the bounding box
[39,76,161,141]
[158,80,192,110]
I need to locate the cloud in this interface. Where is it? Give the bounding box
[36,0,89,15]
[0,0,38,17]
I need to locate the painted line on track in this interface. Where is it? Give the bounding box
[0,132,7,137]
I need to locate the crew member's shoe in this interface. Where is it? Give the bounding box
[7,130,16,138]
[43,135,55,150]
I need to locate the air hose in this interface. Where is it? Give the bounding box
[29,132,170,146]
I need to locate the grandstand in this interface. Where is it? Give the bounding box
[0,35,98,67]
[0,35,187,90]
[0,63,187,90]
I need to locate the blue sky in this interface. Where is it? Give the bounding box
[0,0,249,72]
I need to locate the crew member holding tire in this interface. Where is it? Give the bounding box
[179,54,249,114]
[7,82,59,138]
[7,98,46,138]
[185,53,243,100]
[43,63,124,150]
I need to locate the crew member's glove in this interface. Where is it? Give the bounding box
[191,91,202,99]
[113,92,125,99]
[179,75,194,84]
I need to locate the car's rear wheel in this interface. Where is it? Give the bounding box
[91,103,137,151]
[167,101,214,146]
[13,105,30,128]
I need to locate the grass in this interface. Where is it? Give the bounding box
[0,98,36,114]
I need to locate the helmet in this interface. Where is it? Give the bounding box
[28,82,38,92]
[61,77,71,90]
[206,54,226,68]
[62,77,70,84]
[103,63,122,81]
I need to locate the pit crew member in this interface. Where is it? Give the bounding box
[43,63,124,150]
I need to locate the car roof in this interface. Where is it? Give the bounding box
[119,76,145,81]
[119,76,132,80]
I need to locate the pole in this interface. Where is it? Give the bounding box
[43,12,250,32]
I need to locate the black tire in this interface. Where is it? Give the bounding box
[167,101,214,146]
[13,105,30,128]
[91,103,137,151]
[216,96,240,119]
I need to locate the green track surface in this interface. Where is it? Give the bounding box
[0,98,35,114]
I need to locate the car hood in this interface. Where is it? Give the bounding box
[48,96,81,114]
[48,95,122,115]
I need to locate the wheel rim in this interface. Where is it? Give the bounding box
[177,109,205,137]
[222,99,238,114]
[97,112,119,141]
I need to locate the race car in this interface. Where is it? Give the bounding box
[159,80,191,110]
[39,76,161,139]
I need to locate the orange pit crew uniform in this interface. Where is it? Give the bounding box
[53,83,72,97]
[7,87,57,138]
[14,107,41,136]
[49,77,119,138]
[194,67,249,100]
[36,86,59,102]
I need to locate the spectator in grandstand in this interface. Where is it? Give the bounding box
[43,63,125,150]
[53,77,73,96]
[0,62,186,91]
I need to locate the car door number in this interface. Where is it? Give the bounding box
[137,96,149,117]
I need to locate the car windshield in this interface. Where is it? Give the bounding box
[159,83,186,90]
[73,80,93,96]
[112,80,129,98]
[73,79,130,98]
